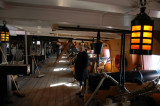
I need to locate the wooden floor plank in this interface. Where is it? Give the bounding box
[15,78,39,106]
[22,78,45,106]
[20,66,50,106]
[63,77,72,106]
[38,68,55,106]
[29,69,51,106]
[2,54,84,106]
[3,74,39,106]
[47,74,57,106]
[55,73,64,106]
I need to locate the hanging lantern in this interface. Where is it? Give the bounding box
[93,42,103,54]
[90,38,94,50]
[0,21,9,43]
[74,41,76,46]
[81,40,84,46]
[92,31,104,54]
[130,6,154,55]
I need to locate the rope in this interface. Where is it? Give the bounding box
[0,46,25,97]
[85,72,121,106]
[32,55,40,75]
[113,77,160,101]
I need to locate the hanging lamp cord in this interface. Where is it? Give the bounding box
[3,21,6,26]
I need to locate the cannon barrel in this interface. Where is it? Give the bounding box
[88,70,160,91]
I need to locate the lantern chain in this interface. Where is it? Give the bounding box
[3,21,6,25]
[140,0,147,7]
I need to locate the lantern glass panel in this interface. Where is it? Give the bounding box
[1,34,5,37]
[6,33,9,36]
[143,39,152,44]
[144,25,152,31]
[132,25,141,31]
[131,45,139,49]
[0,31,9,42]
[131,39,140,43]
[142,45,151,50]
[131,32,141,37]
[143,32,152,38]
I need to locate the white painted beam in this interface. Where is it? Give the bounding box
[3,0,131,13]
[0,5,160,31]
[0,5,132,29]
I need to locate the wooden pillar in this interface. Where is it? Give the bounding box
[24,34,34,74]
[24,33,28,64]
[27,36,32,58]
[46,41,49,58]
[41,40,43,56]
[44,41,46,59]
[42,40,46,60]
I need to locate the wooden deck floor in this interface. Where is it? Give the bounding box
[3,55,84,106]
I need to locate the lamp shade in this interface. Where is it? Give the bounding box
[0,23,9,42]
[90,43,94,50]
[81,42,84,46]
[90,37,95,50]
[92,42,104,54]
[130,7,154,55]
[81,40,84,46]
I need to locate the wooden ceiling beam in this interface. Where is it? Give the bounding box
[58,26,131,34]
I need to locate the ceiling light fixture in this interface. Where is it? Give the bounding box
[93,31,103,54]
[130,0,154,55]
[81,40,84,46]
[74,41,76,46]
[92,31,104,67]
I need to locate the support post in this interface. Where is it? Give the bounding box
[120,33,126,90]
[96,31,100,68]
[24,32,28,64]
[44,41,46,59]
[24,34,33,74]
[122,33,125,89]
